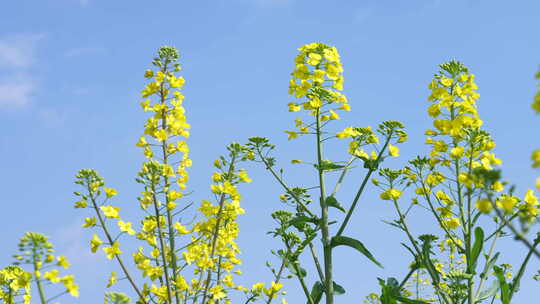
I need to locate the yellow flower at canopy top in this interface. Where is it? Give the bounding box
[427,61,482,138]
[287,42,351,139]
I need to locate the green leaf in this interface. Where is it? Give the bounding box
[332,281,346,295]
[315,160,345,171]
[331,236,383,268]
[276,250,307,278]
[288,215,318,230]
[363,159,380,170]
[306,281,345,304]
[287,263,307,278]
[471,227,484,267]
[476,280,500,303]
[325,196,345,213]
[396,296,429,304]
[378,278,399,304]
[308,281,324,304]
[493,266,510,304]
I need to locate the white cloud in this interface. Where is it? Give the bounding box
[79,0,90,7]
[0,34,43,111]
[0,34,44,68]
[0,81,35,109]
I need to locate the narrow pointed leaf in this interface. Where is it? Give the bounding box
[307,281,324,304]
[325,196,345,213]
[471,227,484,267]
[332,281,346,295]
[476,280,500,303]
[331,235,383,268]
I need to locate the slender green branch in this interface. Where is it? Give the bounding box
[151,186,174,303]
[265,256,287,304]
[390,197,452,304]
[254,147,316,218]
[308,242,325,283]
[509,237,540,302]
[492,206,540,259]
[32,248,47,304]
[87,184,147,304]
[398,267,416,290]
[330,156,355,197]
[336,132,392,237]
[484,214,519,241]
[285,242,314,304]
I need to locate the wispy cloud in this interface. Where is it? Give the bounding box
[79,0,90,7]
[0,34,43,110]
[0,79,35,109]
[0,33,44,68]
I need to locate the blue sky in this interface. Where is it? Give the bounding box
[1,0,539,303]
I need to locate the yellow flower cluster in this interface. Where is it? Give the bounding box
[0,266,31,304]
[138,49,191,192]
[427,68,483,137]
[418,61,540,219]
[74,47,279,304]
[12,232,79,299]
[285,43,351,139]
[179,147,252,302]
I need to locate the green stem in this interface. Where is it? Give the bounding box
[330,156,355,196]
[265,256,288,304]
[309,242,326,283]
[493,204,540,259]
[335,133,392,237]
[398,267,416,290]
[315,107,333,304]
[285,242,314,304]
[390,197,452,304]
[159,67,181,304]
[87,183,147,304]
[151,186,174,303]
[255,147,316,218]
[508,237,540,301]
[32,248,47,304]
